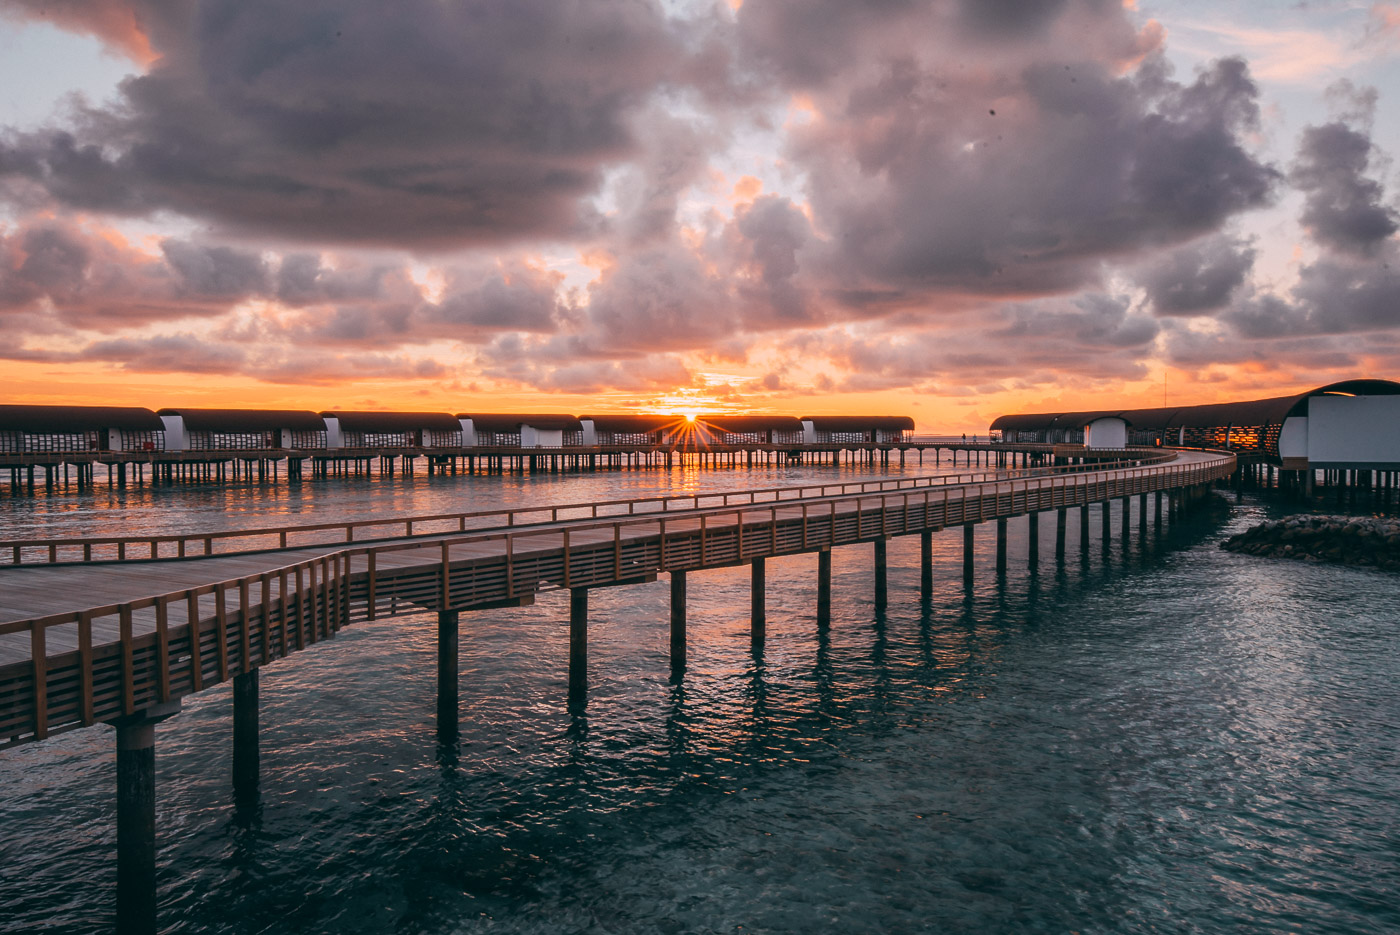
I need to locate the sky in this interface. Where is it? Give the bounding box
[0,0,1398,430]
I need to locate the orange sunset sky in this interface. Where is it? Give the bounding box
[2,1,1399,430]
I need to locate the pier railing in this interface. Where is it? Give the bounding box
[0,450,1172,567]
[0,448,1234,747]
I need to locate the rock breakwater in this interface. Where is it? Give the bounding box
[1221,514,1400,570]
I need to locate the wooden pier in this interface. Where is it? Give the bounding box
[0,445,1235,933]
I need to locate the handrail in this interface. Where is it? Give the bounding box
[0,448,1174,566]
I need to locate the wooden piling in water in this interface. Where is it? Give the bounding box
[437,610,459,738]
[874,539,888,610]
[232,669,259,801]
[569,589,588,700]
[670,572,686,676]
[750,558,766,648]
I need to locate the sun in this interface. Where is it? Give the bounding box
[681,410,699,422]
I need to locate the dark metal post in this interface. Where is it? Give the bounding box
[1080,504,1090,554]
[232,669,259,800]
[1121,496,1131,551]
[437,610,459,738]
[873,539,888,610]
[1100,500,1111,551]
[670,571,686,675]
[1056,508,1066,560]
[569,589,588,699]
[750,558,766,647]
[817,549,832,626]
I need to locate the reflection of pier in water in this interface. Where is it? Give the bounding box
[0,445,1234,933]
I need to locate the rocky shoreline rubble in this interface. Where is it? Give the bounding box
[1221,514,1400,570]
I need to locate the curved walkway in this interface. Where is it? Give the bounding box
[0,448,1234,748]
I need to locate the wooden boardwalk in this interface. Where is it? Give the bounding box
[0,448,1234,749]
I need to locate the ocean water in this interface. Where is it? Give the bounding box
[1,466,1397,934]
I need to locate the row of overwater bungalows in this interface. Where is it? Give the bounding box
[0,407,915,455]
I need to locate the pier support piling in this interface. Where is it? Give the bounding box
[569,589,588,700]
[817,549,832,626]
[232,669,259,801]
[963,524,975,585]
[112,702,179,935]
[920,531,933,601]
[873,539,888,610]
[1028,512,1039,567]
[995,519,1008,574]
[670,572,686,676]
[117,720,158,935]
[436,610,459,738]
[750,558,766,648]
[1056,508,1067,561]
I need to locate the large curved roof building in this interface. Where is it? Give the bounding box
[990,380,1400,468]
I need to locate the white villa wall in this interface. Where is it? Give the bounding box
[159,415,188,451]
[522,426,564,448]
[1084,418,1127,449]
[1308,395,1400,465]
[1278,417,1308,458]
[324,416,344,448]
[581,420,597,446]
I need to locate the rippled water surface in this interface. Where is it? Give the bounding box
[2,466,1398,934]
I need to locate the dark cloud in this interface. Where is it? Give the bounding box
[1137,235,1255,315]
[957,0,1072,40]
[730,194,813,323]
[79,333,248,373]
[1222,248,1400,339]
[998,293,1159,348]
[22,331,456,385]
[581,242,737,353]
[478,340,693,394]
[0,0,681,247]
[614,106,723,247]
[1161,320,1378,376]
[784,52,1277,310]
[0,219,257,328]
[798,293,1157,396]
[160,240,269,299]
[1291,120,1398,256]
[273,253,395,306]
[0,218,571,358]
